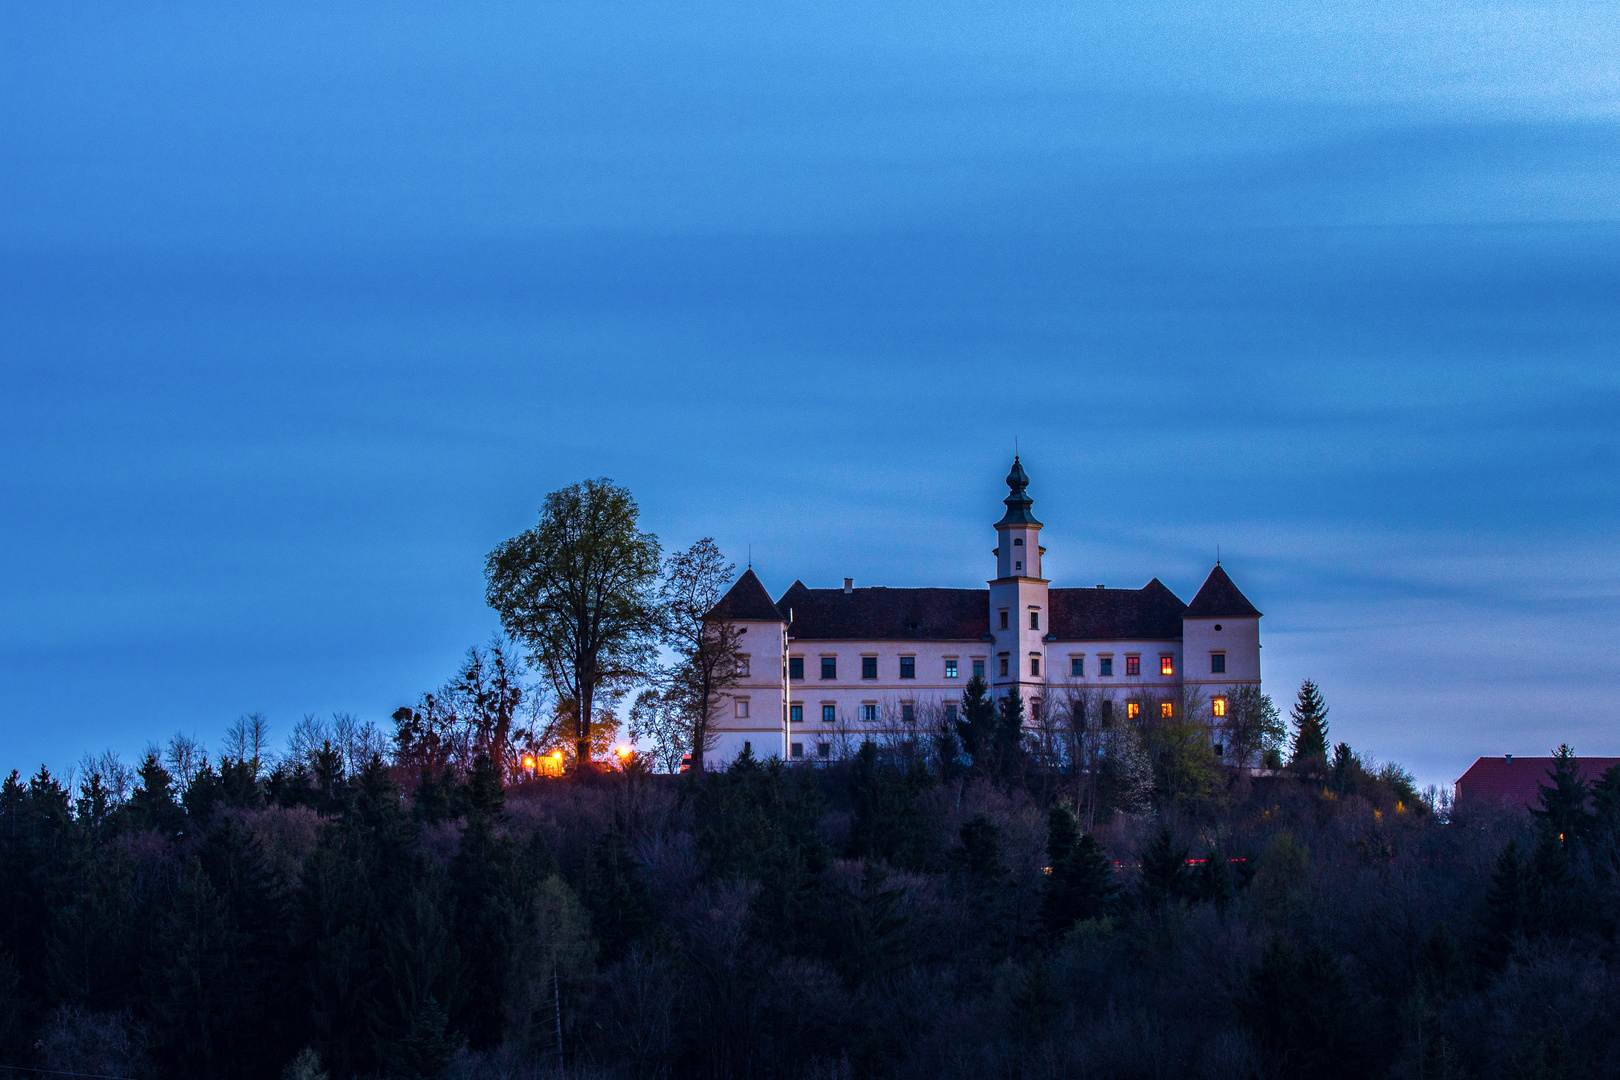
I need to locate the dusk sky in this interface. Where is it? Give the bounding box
[3,1,1617,790]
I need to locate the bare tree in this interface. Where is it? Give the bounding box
[1219,684,1283,769]
[486,477,662,763]
[222,713,271,777]
[164,733,205,789]
[655,538,747,773]
[393,639,547,782]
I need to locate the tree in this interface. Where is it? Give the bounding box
[1221,685,1283,769]
[486,478,662,763]
[1288,679,1330,772]
[1138,825,1191,907]
[649,538,747,774]
[954,675,998,773]
[1240,936,1371,1079]
[1532,744,1591,845]
[1041,806,1112,937]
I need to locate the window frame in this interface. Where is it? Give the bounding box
[899,655,916,679]
[1160,655,1174,677]
[821,656,837,680]
[1210,652,1226,674]
[788,656,804,680]
[945,658,958,679]
[1070,656,1084,678]
[734,698,750,719]
[1125,655,1141,677]
[822,704,836,723]
[861,655,878,680]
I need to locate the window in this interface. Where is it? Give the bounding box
[861,704,878,723]
[789,657,804,680]
[821,656,837,679]
[1211,653,1226,674]
[1160,656,1173,676]
[1071,657,1084,677]
[1212,696,1227,718]
[999,656,1009,677]
[901,702,915,724]
[1126,702,1141,719]
[1015,561,1022,572]
[1031,698,1042,721]
[1013,538,1023,546]
[791,742,804,759]
[1160,701,1174,719]
[818,742,831,759]
[1100,657,1113,677]
[743,741,751,754]
[822,704,836,723]
[899,656,916,679]
[1030,656,1041,677]
[735,699,750,719]
[738,655,750,676]
[973,659,986,678]
[945,702,958,723]
[790,705,803,724]
[1030,610,1040,630]
[945,659,958,679]
[999,610,1009,630]
[1125,656,1141,676]
[861,656,878,679]
[1214,743,1224,757]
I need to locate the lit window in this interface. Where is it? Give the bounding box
[999,611,1009,630]
[1030,610,1040,630]
[1126,656,1141,676]
[1126,702,1141,720]
[1212,697,1227,718]
[862,656,878,679]
[861,704,878,723]
[1071,657,1084,677]
[822,704,836,723]
[945,702,958,722]
[901,702,915,723]
[790,705,803,724]
[791,742,803,759]
[1100,657,1113,677]
[945,659,958,678]
[735,699,750,718]
[1160,701,1173,719]
[821,657,837,679]
[738,656,750,676]
[973,659,986,679]
[1160,656,1173,676]
[789,657,804,680]
[1030,656,1041,677]
[1211,653,1225,674]
[900,656,916,679]
[1031,698,1042,721]
[999,657,1009,677]
[818,742,831,758]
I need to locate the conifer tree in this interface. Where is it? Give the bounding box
[1532,744,1592,845]
[1479,839,1533,968]
[1138,825,1190,907]
[954,675,998,771]
[1288,680,1330,772]
[1041,806,1112,936]
[127,752,185,835]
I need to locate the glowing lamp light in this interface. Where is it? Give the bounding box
[552,750,564,760]
[615,744,632,758]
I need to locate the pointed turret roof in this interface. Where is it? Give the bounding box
[1185,564,1262,619]
[995,456,1042,527]
[705,568,786,622]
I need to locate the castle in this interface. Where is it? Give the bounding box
[703,457,1263,764]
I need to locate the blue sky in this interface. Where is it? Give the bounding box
[2,1,1617,789]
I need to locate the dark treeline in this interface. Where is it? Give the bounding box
[5,697,1620,1080]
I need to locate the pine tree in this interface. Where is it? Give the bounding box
[995,690,1026,779]
[1240,936,1370,1079]
[127,752,185,835]
[955,675,998,771]
[1479,838,1533,969]
[1137,825,1190,907]
[1288,680,1330,772]
[1195,847,1234,912]
[1040,806,1113,937]
[1532,744,1591,845]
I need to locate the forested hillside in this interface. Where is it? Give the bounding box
[3,722,1618,1080]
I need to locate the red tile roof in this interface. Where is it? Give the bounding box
[775,582,989,641]
[1455,755,1620,810]
[705,568,787,623]
[1185,564,1262,619]
[1048,580,1188,641]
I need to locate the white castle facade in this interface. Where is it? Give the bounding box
[702,457,1263,765]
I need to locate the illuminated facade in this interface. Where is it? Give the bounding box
[702,458,1263,765]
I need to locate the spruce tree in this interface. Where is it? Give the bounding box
[1138,825,1190,907]
[1479,839,1533,969]
[995,689,1026,779]
[1532,744,1591,845]
[1041,806,1112,936]
[955,675,997,771]
[1288,680,1330,772]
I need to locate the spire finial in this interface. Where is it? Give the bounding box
[748,544,752,570]
[996,454,1041,527]
[1216,543,1221,566]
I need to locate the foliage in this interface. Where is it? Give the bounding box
[1289,678,1330,772]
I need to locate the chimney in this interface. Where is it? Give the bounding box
[843,577,853,594]
[1505,754,1513,764]
[1095,584,1105,589]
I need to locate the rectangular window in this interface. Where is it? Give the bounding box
[791,742,804,759]
[901,702,915,723]
[735,699,750,718]
[1125,656,1141,676]
[1211,653,1226,674]
[1160,701,1173,719]
[1030,656,1041,677]
[900,656,916,679]
[1071,657,1084,677]
[945,702,958,722]
[1031,698,1042,721]
[973,659,986,679]
[1126,702,1141,720]
[999,656,1009,677]
[789,657,804,680]
[1212,696,1227,718]
[790,705,803,724]
[821,657,837,680]
[1160,656,1173,676]
[818,742,831,759]
[999,610,1009,630]
[861,704,878,723]
[862,656,878,680]
[822,704,836,723]
[738,655,750,676]
[1030,610,1040,630]
[1100,657,1113,677]
[945,659,958,678]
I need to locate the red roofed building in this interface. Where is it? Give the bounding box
[1455,755,1620,811]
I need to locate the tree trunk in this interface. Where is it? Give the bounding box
[577,683,593,763]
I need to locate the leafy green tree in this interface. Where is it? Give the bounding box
[486,477,663,763]
[1221,684,1283,768]
[1288,679,1330,773]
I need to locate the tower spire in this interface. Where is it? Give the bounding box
[996,455,1041,527]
